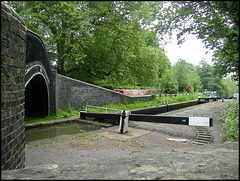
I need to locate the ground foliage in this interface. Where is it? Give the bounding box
[220,101,239,142]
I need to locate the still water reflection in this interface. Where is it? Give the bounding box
[25,121,104,143]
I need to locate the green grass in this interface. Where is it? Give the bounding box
[220,100,239,142]
[25,115,59,124]
[101,95,199,111]
[25,103,80,124]
[25,95,199,124]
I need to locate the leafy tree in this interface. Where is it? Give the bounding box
[172,59,192,93]
[170,59,201,93]
[197,59,213,90]
[197,59,222,94]
[144,29,160,48]
[222,77,239,97]
[159,68,177,94]
[221,79,232,97]
[8,1,91,73]
[207,77,222,96]
[154,1,239,82]
[8,1,170,87]
[196,59,238,96]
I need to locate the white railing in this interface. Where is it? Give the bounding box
[86,105,122,113]
[160,98,168,105]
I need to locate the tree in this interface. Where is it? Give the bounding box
[196,59,238,96]
[197,59,213,91]
[222,77,239,97]
[153,1,239,82]
[172,59,192,93]
[171,59,201,93]
[159,68,177,94]
[207,77,222,96]
[8,1,92,73]
[9,1,169,87]
[221,79,231,97]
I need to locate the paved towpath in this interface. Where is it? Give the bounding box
[1,100,239,180]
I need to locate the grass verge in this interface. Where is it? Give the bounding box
[219,100,239,142]
[25,95,199,124]
[25,103,80,124]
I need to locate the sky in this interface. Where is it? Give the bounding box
[163,32,214,66]
[159,1,214,67]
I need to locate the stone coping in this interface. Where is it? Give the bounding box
[25,116,112,129]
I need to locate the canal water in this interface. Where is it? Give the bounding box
[25,121,105,143]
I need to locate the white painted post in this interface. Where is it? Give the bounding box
[119,110,124,133]
[124,111,130,133]
[119,110,131,133]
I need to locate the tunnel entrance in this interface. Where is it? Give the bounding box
[25,74,49,118]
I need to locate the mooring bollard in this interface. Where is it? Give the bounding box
[119,110,131,134]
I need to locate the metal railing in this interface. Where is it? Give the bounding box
[85,105,122,113]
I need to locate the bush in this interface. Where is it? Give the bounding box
[57,103,79,118]
[220,101,239,142]
[169,89,177,94]
[100,84,115,90]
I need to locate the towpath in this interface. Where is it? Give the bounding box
[1,100,239,180]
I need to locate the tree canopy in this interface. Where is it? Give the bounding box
[8,1,170,87]
[7,1,239,92]
[153,1,239,82]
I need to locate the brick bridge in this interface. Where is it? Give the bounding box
[24,30,154,118]
[24,30,55,117]
[1,2,154,170]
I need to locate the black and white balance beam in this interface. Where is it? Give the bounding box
[80,111,213,134]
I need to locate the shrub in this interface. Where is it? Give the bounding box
[100,84,115,90]
[169,88,177,94]
[57,103,79,118]
[220,101,239,142]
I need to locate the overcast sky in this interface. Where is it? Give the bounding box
[163,32,214,66]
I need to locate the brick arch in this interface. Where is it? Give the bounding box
[25,64,50,87]
[25,74,49,117]
[24,29,57,117]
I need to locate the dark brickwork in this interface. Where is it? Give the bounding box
[56,74,154,110]
[1,2,26,170]
[50,69,57,115]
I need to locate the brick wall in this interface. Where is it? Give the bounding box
[55,74,154,110]
[1,2,26,170]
